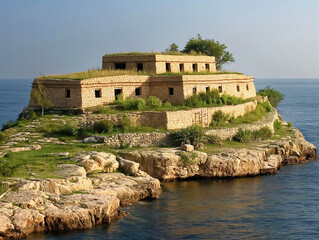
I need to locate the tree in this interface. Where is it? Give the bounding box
[257,86,284,107]
[31,79,52,116]
[165,43,179,52]
[182,34,235,70]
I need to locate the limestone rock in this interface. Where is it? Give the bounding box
[117,157,139,175]
[55,164,87,178]
[9,145,41,153]
[83,136,104,143]
[74,152,119,174]
[12,209,45,236]
[180,144,194,152]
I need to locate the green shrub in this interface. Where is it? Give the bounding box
[93,106,114,114]
[253,127,272,140]
[274,119,282,130]
[93,120,114,134]
[210,111,229,127]
[117,97,146,111]
[146,96,162,109]
[28,110,38,120]
[233,128,253,143]
[206,134,222,145]
[233,127,272,143]
[76,127,93,138]
[183,89,244,108]
[40,122,77,136]
[170,124,207,146]
[178,151,198,165]
[262,101,272,112]
[162,101,172,108]
[287,122,293,128]
[118,114,131,132]
[0,131,8,142]
[257,86,284,107]
[1,121,18,131]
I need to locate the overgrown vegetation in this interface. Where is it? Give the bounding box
[257,86,284,107]
[178,150,198,165]
[170,125,207,147]
[233,127,272,143]
[183,89,246,108]
[274,119,283,130]
[210,102,272,127]
[39,122,77,136]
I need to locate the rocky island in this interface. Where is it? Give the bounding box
[0,53,316,239]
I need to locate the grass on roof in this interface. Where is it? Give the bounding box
[103,51,206,57]
[36,70,151,80]
[36,70,244,80]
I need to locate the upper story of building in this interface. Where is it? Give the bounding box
[102,54,216,74]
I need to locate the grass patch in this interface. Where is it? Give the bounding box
[233,127,272,143]
[178,150,198,165]
[103,51,206,57]
[209,102,272,128]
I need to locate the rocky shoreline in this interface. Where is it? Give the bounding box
[0,109,317,239]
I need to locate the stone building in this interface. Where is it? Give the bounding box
[102,54,216,74]
[28,54,256,109]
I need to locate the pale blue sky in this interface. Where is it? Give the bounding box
[1,0,319,79]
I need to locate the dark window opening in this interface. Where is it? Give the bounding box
[169,88,174,95]
[135,87,141,96]
[192,64,198,72]
[205,64,210,71]
[115,63,126,70]
[237,85,240,92]
[246,84,249,91]
[193,87,197,94]
[206,86,210,93]
[166,63,171,72]
[218,85,223,93]
[95,89,102,98]
[179,63,184,72]
[66,89,71,98]
[137,63,143,71]
[114,88,122,100]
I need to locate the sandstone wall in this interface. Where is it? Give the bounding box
[28,74,256,109]
[28,79,82,108]
[102,54,216,74]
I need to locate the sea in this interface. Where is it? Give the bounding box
[1,78,319,240]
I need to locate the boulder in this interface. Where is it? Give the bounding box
[117,157,139,175]
[75,152,119,174]
[83,136,104,143]
[180,144,194,152]
[55,164,87,178]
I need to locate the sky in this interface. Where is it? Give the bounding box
[1,0,319,79]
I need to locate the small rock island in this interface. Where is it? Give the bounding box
[0,53,316,239]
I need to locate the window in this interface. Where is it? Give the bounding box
[192,64,198,72]
[237,85,240,92]
[192,87,197,94]
[205,64,210,71]
[246,84,249,91]
[218,85,223,93]
[66,89,71,98]
[206,86,210,93]
[95,89,101,98]
[137,63,143,71]
[179,63,184,72]
[166,63,171,72]
[114,88,122,100]
[115,63,126,70]
[169,87,174,95]
[135,87,141,96]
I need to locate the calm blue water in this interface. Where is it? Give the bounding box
[0,79,33,126]
[1,79,319,239]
